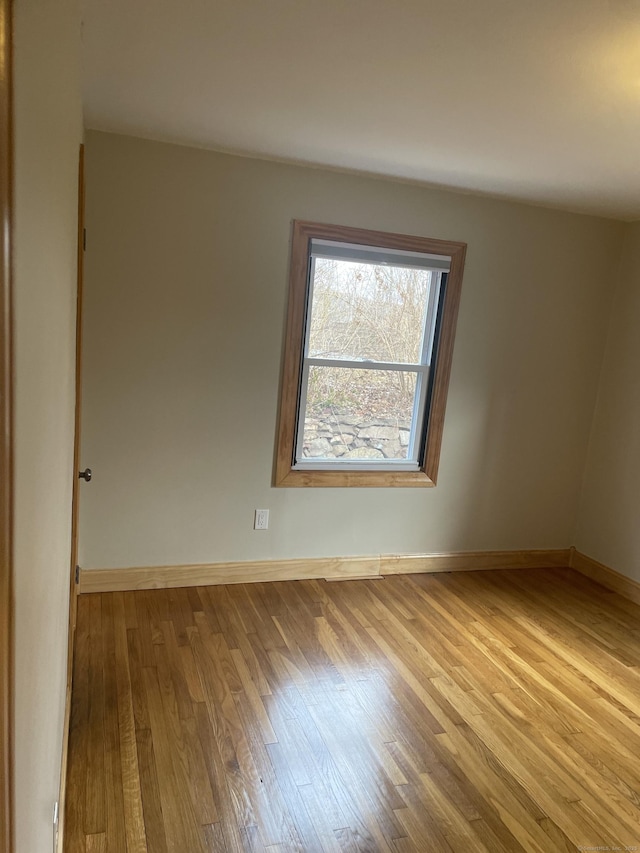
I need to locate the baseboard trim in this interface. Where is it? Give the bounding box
[569,548,640,607]
[78,549,571,594]
[382,549,570,576]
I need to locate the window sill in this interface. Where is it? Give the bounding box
[274,468,436,487]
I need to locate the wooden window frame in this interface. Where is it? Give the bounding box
[0,0,12,847]
[274,220,466,487]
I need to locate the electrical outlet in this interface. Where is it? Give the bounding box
[254,509,269,530]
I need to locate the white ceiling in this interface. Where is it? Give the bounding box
[82,0,640,220]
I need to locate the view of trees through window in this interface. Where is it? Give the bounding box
[300,259,433,461]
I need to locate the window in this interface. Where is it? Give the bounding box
[275,221,466,487]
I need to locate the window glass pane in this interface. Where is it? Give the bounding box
[299,366,417,461]
[307,259,432,364]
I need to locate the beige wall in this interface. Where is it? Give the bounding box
[13,1,82,850]
[575,221,640,580]
[79,131,623,571]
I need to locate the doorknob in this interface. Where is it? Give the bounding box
[78,468,92,482]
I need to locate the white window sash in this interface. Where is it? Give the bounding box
[293,259,445,469]
[305,357,429,372]
[310,239,452,272]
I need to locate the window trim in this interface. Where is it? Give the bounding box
[274,220,467,487]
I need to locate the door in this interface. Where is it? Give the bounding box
[0,0,13,848]
[57,144,86,852]
[69,144,86,637]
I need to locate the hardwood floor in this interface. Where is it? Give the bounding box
[64,568,640,852]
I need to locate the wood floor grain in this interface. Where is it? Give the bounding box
[64,568,640,852]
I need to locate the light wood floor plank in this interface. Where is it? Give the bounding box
[113,593,146,853]
[65,568,640,851]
